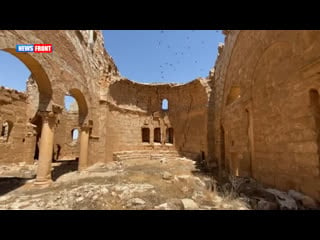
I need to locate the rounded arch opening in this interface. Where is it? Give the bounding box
[71,128,79,142]
[68,88,89,125]
[162,98,169,111]
[0,48,52,112]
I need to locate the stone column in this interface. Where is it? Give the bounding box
[78,126,90,171]
[34,112,57,185]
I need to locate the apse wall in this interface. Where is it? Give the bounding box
[101,78,211,163]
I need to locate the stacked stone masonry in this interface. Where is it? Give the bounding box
[0,30,320,200]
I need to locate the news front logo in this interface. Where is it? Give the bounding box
[16,44,53,53]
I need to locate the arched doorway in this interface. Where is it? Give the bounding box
[1,49,52,111]
[53,94,81,162]
[0,49,52,166]
[68,88,89,171]
[51,89,89,180]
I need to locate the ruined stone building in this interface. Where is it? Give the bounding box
[0,30,320,201]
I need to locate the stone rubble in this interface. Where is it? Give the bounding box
[220,175,319,210]
[0,157,318,210]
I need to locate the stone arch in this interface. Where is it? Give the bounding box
[0,48,52,112]
[68,88,89,125]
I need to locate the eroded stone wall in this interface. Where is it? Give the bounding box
[102,78,210,163]
[0,30,120,167]
[53,110,80,161]
[210,30,320,200]
[3,30,320,202]
[0,87,36,164]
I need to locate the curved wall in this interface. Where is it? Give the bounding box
[101,78,211,164]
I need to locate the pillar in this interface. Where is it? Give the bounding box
[78,126,90,171]
[34,112,57,185]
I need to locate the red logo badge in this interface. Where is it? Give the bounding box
[34,44,53,53]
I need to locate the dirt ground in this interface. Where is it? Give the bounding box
[0,157,250,210]
[0,157,318,210]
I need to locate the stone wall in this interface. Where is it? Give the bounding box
[3,30,320,201]
[0,30,120,167]
[102,78,210,163]
[53,110,80,161]
[210,30,320,200]
[0,87,36,164]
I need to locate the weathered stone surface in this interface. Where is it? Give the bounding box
[181,198,199,210]
[265,189,298,210]
[257,199,279,210]
[167,198,184,210]
[288,189,318,209]
[162,171,173,180]
[301,196,318,209]
[2,30,320,206]
[154,203,169,210]
[154,199,184,210]
[210,30,320,201]
[288,190,305,202]
[127,198,146,207]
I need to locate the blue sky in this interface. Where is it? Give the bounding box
[0,30,224,106]
[103,30,224,83]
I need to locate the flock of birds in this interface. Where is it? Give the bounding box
[155,30,221,82]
